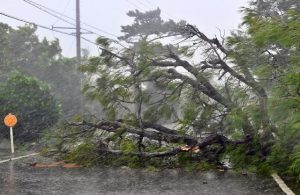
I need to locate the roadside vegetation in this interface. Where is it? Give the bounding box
[1,0,300,182]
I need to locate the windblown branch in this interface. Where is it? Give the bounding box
[185,24,229,55]
[116,119,179,135]
[185,24,268,101]
[188,27,272,136]
[165,68,233,108]
[207,58,272,135]
[70,120,198,145]
[143,122,178,135]
[66,119,254,161]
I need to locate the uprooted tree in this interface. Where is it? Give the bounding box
[62,4,300,173]
[69,8,274,165]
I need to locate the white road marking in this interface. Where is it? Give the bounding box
[0,153,39,164]
[272,173,295,195]
[0,158,10,164]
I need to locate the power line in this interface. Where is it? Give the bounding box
[23,0,130,50]
[144,0,157,8]
[125,0,179,22]
[125,0,146,12]
[0,11,184,75]
[141,0,180,21]
[23,0,119,39]
[125,0,173,21]
[0,12,100,49]
[133,0,170,20]
[0,12,72,36]
[52,0,72,26]
[133,0,163,14]
[23,0,92,35]
[17,0,182,55]
[0,11,130,60]
[24,0,76,27]
[134,0,153,10]
[22,0,179,51]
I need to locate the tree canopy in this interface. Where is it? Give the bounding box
[0,23,88,117]
[0,72,60,141]
[64,3,300,178]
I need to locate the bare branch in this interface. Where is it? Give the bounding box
[185,24,229,55]
[69,120,198,145]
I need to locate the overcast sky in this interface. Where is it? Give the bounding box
[1,0,249,57]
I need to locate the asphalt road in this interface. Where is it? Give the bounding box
[0,154,285,195]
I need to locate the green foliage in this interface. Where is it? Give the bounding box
[68,4,300,177]
[120,138,137,152]
[256,162,273,176]
[145,165,160,172]
[119,8,186,41]
[0,72,60,142]
[79,9,187,123]
[177,152,194,166]
[106,138,143,168]
[181,102,198,125]
[245,9,300,50]
[244,105,263,130]
[96,36,110,47]
[225,108,248,134]
[230,130,244,141]
[225,145,272,175]
[290,146,300,179]
[111,154,142,168]
[0,24,61,71]
[126,155,142,168]
[266,143,290,174]
[184,161,214,172]
[0,23,86,118]
[177,152,214,171]
[40,123,69,154]
[143,104,174,123]
[66,141,98,167]
[226,145,249,168]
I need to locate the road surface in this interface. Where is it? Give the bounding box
[0,153,284,195]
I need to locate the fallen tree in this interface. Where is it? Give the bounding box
[65,120,250,165]
[40,2,300,178]
[78,8,274,160]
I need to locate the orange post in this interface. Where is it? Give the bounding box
[4,113,17,154]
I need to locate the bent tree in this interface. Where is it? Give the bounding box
[71,8,278,167]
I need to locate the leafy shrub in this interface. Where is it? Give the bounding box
[0,71,60,142]
[290,146,300,179]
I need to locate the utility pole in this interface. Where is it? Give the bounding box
[76,0,81,66]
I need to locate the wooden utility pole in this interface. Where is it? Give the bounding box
[76,0,81,65]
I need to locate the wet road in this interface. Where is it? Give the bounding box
[0,149,13,159]
[0,155,284,195]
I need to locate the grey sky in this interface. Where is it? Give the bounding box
[1,0,249,57]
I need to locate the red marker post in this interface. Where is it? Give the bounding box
[4,113,17,154]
